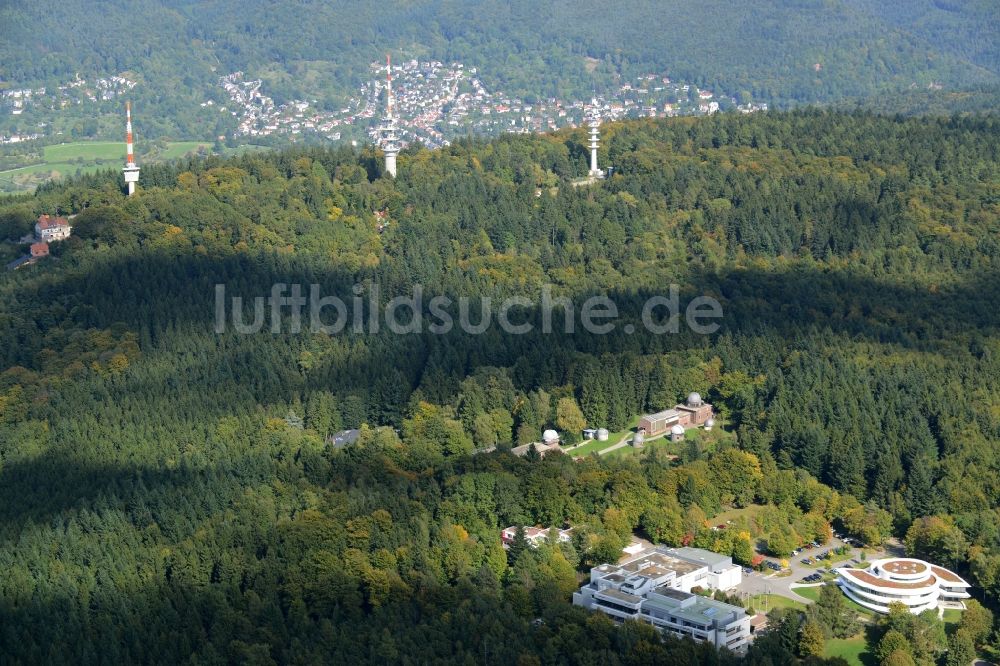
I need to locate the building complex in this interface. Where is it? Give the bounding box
[574,546,749,652]
[500,526,573,549]
[835,557,971,614]
[35,215,71,242]
[638,393,715,439]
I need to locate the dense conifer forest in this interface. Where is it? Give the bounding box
[0,110,998,663]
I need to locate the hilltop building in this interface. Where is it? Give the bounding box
[35,215,71,242]
[835,557,971,614]
[511,440,563,458]
[500,526,573,549]
[329,429,360,449]
[638,393,714,438]
[574,546,748,651]
[511,429,563,457]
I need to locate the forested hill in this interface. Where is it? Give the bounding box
[2,0,999,119]
[0,110,999,663]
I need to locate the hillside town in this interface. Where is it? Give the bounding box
[2,62,768,149]
[218,59,768,147]
[0,74,137,144]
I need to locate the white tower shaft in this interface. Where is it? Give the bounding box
[381,54,399,178]
[590,127,599,175]
[586,98,603,178]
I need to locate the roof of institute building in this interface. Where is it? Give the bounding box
[838,557,970,590]
[882,560,927,575]
[841,568,937,590]
[931,565,968,585]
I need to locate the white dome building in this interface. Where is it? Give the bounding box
[835,557,971,614]
[687,392,703,407]
[704,417,715,431]
[669,423,685,442]
[542,429,560,444]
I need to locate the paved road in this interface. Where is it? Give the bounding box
[735,539,889,605]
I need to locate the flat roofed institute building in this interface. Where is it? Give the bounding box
[638,393,714,437]
[573,546,749,652]
[835,557,971,614]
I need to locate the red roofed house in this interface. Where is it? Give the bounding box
[30,242,49,258]
[35,214,71,242]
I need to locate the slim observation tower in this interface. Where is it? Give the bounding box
[587,98,604,179]
[379,55,400,178]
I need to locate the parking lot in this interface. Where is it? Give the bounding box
[735,534,888,604]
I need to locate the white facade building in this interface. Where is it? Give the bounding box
[573,546,749,652]
[35,215,71,242]
[500,526,572,549]
[835,557,971,614]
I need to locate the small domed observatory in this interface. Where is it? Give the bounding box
[670,424,686,442]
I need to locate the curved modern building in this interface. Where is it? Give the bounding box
[835,557,971,614]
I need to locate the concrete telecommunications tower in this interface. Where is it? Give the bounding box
[122,101,140,196]
[380,55,400,177]
[588,98,604,179]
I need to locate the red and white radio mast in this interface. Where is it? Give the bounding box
[122,101,140,195]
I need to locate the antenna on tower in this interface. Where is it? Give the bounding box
[386,54,393,118]
[122,101,140,195]
[379,53,400,178]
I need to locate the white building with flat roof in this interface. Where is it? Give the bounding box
[835,557,971,614]
[500,526,572,549]
[573,546,749,652]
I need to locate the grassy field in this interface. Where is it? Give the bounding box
[155,141,213,160]
[710,504,765,527]
[747,593,806,614]
[0,161,112,192]
[565,417,641,456]
[0,141,267,193]
[793,584,877,620]
[42,141,124,162]
[602,433,674,459]
[824,635,873,666]
[566,437,615,457]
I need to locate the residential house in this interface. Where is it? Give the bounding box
[35,215,71,242]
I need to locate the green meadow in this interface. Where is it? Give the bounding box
[0,141,267,193]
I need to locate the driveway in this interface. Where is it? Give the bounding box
[734,538,888,605]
